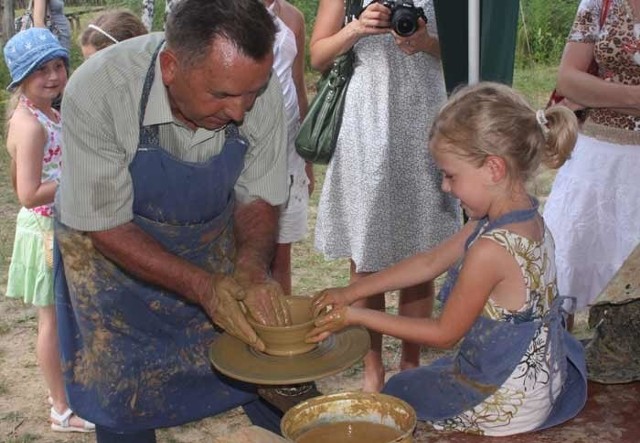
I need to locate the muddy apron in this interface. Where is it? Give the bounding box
[54,45,264,432]
[383,200,587,430]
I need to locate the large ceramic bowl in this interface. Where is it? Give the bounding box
[281,391,417,443]
[248,296,317,356]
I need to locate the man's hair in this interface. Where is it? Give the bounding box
[165,0,276,67]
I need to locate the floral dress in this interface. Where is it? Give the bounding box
[430,229,564,436]
[5,95,62,306]
[543,0,640,312]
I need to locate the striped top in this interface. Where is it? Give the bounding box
[57,32,287,231]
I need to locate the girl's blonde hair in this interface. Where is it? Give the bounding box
[430,82,578,183]
[79,9,147,52]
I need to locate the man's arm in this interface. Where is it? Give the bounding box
[88,223,211,304]
[232,199,291,326]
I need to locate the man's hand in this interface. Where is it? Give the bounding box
[202,274,266,352]
[234,266,292,326]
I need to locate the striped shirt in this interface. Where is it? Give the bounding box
[57,32,287,232]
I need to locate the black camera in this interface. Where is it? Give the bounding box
[379,0,427,37]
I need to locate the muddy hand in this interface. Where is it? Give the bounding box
[306,306,349,343]
[311,287,351,318]
[206,274,265,352]
[236,278,292,326]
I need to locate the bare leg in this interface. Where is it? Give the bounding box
[398,281,434,371]
[271,243,292,295]
[350,260,385,393]
[37,306,90,428]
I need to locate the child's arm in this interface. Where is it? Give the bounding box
[311,220,476,316]
[281,1,315,195]
[7,110,57,208]
[32,0,49,28]
[308,235,507,349]
[281,1,309,120]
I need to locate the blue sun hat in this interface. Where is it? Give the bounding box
[3,28,69,91]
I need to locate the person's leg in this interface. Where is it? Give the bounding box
[242,397,284,435]
[398,281,434,370]
[95,426,156,443]
[271,243,292,295]
[350,260,386,392]
[38,306,92,429]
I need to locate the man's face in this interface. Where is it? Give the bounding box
[160,38,274,131]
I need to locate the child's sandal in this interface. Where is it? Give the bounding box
[50,407,95,433]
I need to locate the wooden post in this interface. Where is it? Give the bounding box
[2,0,16,44]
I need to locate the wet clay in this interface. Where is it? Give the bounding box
[296,422,403,443]
[249,296,316,356]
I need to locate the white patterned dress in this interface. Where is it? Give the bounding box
[431,228,564,436]
[315,0,460,272]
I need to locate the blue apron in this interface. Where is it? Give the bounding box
[383,200,587,431]
[54,44,265,432]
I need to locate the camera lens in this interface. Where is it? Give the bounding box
[392,9,417,37]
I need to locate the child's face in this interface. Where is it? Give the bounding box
[81,44,98,59]
[22,58,67,102]
[431,139,493,220]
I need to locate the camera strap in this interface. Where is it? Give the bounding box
[345,0,364,24]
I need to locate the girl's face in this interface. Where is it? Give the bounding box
[81,44,98,59]
[21,58,67,102]
[431,139,493,220]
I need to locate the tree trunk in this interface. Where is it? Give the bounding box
[2,0,15,44]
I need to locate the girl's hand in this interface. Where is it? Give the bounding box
[305,305,351,343]
[311,287,353,318]
[351,2,391,38]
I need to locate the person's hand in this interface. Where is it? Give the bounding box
[350,2,391,38]
[310,287,353,318]
[234,266,292,326]
[393,18,430,56]
[305,162,315,196]
[203,273,266,352]
[306,305,351,343]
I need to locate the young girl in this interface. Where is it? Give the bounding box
[3,28,94,433]
[307,82,588,436]
[79,8,148,59]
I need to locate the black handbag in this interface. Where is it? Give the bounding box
[295,0,361,164]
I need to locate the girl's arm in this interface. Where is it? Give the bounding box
[309,235,507,348]
[282,1,315,194]
[310,0,389,72]
[312,221,475,317]
[556,41,640,110]
[8,110,57,208]
[32,0,49,28]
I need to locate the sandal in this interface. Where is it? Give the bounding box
[50,407,95,433]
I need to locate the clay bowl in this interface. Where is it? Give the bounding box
[281,391,417,443]
[248,296,317,357]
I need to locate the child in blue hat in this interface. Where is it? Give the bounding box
[3,28,94,433]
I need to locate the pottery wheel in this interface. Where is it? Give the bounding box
[209,326,370,385]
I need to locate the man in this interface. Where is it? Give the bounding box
[54,0,291,441]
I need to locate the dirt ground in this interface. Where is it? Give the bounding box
[0,290,453,443]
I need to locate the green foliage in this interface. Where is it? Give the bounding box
[516,0,580,67]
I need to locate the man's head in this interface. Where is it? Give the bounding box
[160,0,276,130]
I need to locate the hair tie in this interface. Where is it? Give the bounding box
[536,109,549,137]
[88,24,119,44]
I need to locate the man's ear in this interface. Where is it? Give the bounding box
[485,155,507,183]
[159,49,178,86]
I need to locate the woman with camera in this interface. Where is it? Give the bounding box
[310,0,460,392]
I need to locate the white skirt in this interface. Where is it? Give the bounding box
[543,134,640,312]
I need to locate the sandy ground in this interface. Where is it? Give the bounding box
[1,290,451,442]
